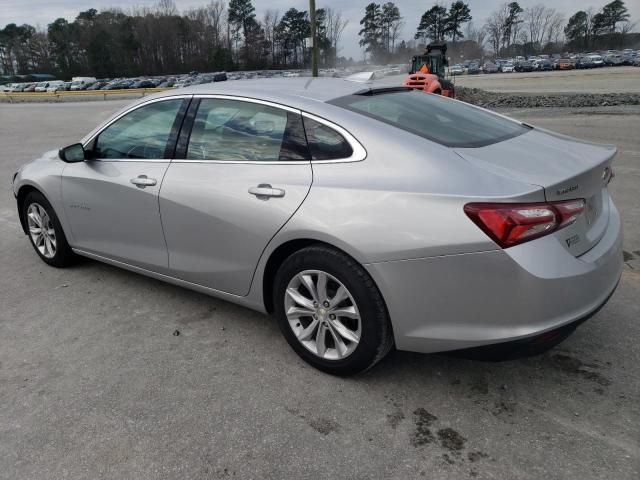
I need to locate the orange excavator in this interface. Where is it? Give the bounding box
[403,42,455,98]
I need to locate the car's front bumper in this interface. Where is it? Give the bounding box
[366,199,623,354]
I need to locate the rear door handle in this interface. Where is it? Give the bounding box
[248,184,285,200]
[130,175,157,188]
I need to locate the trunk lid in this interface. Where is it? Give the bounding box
[455,128,616,256]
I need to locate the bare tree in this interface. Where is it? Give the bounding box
[263,9,279,66]
[484,4,510,54]
[155,0,178,17]
[389,13,404,52]
[206,1,226,47]
[546,11,565,45]
[619,20,636,35]
[464,21,486,48]
[325,7,348,64]
[524,4,545,45]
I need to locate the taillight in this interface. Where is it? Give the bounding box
[464,199,585,248]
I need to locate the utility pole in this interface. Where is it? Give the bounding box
[309,0,318,77]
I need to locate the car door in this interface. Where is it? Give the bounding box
[62,97,189,272]
[159,96,313,296]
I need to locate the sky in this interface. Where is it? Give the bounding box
[1,0,638,58]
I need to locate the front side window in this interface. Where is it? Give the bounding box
[94,99,183,159]
[303,117,353,160]
[187,99,308,161]
[330,89,529,148]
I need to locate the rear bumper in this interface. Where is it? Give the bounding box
[366,199,623,354]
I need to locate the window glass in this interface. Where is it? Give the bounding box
[94,99,182,159]
[330,89,529,148]
[187,99,291,161]
[303,117,353,160]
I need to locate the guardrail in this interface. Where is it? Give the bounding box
[0,87,175,102]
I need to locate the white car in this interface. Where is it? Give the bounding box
[34,82,51,92]
[589,55,605,67]
[46,81,66,93]
[501,62,515,73]
[70,77,97,90]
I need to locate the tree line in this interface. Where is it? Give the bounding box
[357,0,636,63]
[0,0,348,78]
[1,0,637,78]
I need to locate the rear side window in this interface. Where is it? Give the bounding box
[186,99,308,161]
[330,89,529,148]
[303,117,353,160]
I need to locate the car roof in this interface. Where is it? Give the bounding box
[146,77,397,107]
[81,77,402,144]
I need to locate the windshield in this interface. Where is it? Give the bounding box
[330,89,529,148]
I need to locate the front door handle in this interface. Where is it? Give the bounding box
[248,184,285,200]
[130,175,157,188]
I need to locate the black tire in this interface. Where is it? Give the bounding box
[22,191,77,267]
[273,245,394,375]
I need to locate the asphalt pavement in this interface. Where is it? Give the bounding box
[0,100,638,479]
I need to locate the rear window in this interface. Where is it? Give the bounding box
[330,89,528,148]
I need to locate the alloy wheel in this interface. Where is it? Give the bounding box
[26,203,57,259]
[284,270,361,360]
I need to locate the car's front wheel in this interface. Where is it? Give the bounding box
[273,245,393,375]
[22,191,76,267]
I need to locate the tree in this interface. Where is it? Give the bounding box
[565,11,589,47]
[359,3,382,60]
[503,2,523,48]
[380,2,402,53]
[446,1,472,42]
[598,0,630,33]
[415,5,448,43]
[262,9,279,65]
[325,8,348,66]
[228,0,255,66]
[276,8,309,67]
[524,5,562,49]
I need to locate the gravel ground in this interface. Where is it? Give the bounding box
[456,88,640,108]
[452,66,640,94]
[0,100,639,480]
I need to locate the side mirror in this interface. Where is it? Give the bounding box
[58,143,86,163]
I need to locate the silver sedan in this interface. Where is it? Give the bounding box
[12,78,623,374]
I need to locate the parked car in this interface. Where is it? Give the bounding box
[12,78,623,375]
[535,59,553,71]
[620,53,635,65]
[449,64,465,75]
[500,62,515,73]
[213,72,228,82]
[514,60,534,72]
[22,83,36,92]
[483,62,499,73]
[46,80,66,92]
[131,79,156,88]
[34,81,52,92]
[3,83,24,92]
[575,56,594,69]
[555,58,573,70]
[70,77,97,90]
[467,62,480,74]
[86,81,108,90]
[588,55,605,67]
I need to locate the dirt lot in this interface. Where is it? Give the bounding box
[453,66,640,94]
[0,100,639,480]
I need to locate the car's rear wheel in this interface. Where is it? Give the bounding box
[273,245,393,375]
[23,191,76,267]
